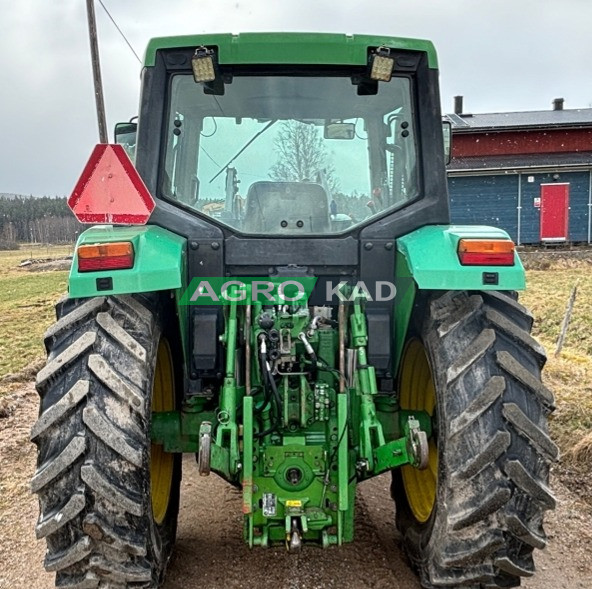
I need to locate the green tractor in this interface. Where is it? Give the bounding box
[32,33,557,588]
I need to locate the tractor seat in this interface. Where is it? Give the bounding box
[242,181,330,233]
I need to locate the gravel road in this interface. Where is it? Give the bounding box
[1,385,590,589]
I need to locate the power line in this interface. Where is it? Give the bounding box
[97,0,142,64]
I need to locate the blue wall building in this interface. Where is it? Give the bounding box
[446,100,592,244]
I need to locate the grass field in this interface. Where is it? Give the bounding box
[521,263,592,467]
[0,246,70,392]
[0,246,590,470]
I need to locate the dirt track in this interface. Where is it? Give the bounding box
[1,384,591,589]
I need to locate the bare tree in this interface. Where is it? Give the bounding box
[270,121,339,194]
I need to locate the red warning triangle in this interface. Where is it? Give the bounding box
[68,144,155,224]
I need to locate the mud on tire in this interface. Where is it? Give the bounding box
[392,290,558,588]
[31,295,180,588]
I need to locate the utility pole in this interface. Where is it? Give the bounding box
[86,0,108,143]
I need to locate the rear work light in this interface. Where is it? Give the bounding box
[192,46,216,83]
[458,239,515,266]
[370,47,395,82]
[77,242,134,272]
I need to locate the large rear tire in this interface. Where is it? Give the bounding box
[392,291,558,588]
[31,295,181,588]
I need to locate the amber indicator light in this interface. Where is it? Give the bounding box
[77,242,135,272]
[458,239,515,266]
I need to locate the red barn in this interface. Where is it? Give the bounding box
[446,97,592,244]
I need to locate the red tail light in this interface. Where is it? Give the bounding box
[458,239,515,266]
[78,242,134,272]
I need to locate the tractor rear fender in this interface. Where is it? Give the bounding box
[68,224,189,364]
[396,224,525,291]
[393,224,526,373]
[69,224,187,298]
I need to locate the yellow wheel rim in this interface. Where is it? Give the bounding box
[151,338,175,525]
[399,338,438,523]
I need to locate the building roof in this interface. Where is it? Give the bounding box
[445,108,592,132]
[448,152,592,173]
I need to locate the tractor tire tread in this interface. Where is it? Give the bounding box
[32,295,177,588]
[502,402,559,462]
[36,332,97,388]
[395,290,556,588]
[496,350,555,411]
[36,492,87,539]
[44,298,107,348]
[453,430,511,480]
[483,305,545,366]
[449,375,505,435]
[44,536,93,572]
[54,571,100,589]
[445,328,495,384]
[31,380,90,441]
[480,290,534,331]
[82,513,147,556]
[31,434,86,493]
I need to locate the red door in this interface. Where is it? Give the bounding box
[540,183,569,241]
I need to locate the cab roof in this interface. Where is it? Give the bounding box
[144,32,438,69]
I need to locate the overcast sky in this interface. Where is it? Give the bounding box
[1,0,591,196]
